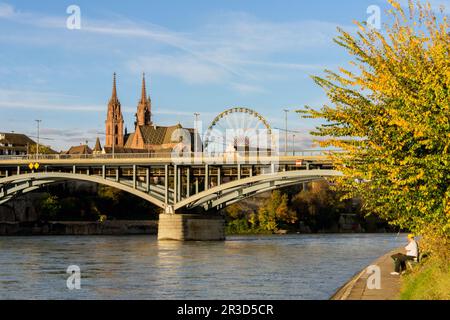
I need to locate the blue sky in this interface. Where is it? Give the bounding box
[0,0,448,151]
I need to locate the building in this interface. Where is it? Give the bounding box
[103,73,198,154]
[93,137,102,155]
[64,144,93,155]
[0,133,35,156]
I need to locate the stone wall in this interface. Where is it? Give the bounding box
[0,181,98,223]
[158,214,225,241]
[0,220,157,235]
[0,193,43,222]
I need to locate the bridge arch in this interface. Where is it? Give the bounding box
[173,169,343,211]
[0,172,166,208]
[0,169,343,212]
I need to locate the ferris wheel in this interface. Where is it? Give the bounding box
[203,107,277,154]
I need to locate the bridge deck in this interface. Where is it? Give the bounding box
[0,155,332,166]
[0,152,339,212]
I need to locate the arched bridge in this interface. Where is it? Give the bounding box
[0,151,342,212]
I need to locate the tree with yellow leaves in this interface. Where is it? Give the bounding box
[258,190,297,232]
[300,0,449,257]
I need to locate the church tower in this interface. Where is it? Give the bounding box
[135,73,152,127]
[105,73,124,148]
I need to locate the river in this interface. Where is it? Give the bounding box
[0,234,405,299]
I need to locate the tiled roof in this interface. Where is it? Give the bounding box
[124,133,135,148]
[138,124,183,145]
[65,145,93,155]
[93,137,102,152]
[103,146,149,154]
[102,146,174,155]
[0,133,35,146]
[120,124,200,153]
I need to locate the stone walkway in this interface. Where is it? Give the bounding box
[331,248,403,300]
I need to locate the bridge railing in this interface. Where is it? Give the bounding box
[0,150,338,161]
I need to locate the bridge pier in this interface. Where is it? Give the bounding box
[157,213,225,241]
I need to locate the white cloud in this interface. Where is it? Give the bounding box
[122,15,347,88]
[230,60,327,71]
[0,3,348,91]
[39,128,83,138]
[128,55,228,84]
[0,89,102,111]
[201,13,340,54]
[152,109,216,117]
[0,100,103,111]
[0,2,65,26]
[231,83,266,94]
[0,3,14,18]
[34,127,102,151]
[0,88,218,123]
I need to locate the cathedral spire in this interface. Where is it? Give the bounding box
[112,72,117,100]
[141,73,147,103]
[135,72,152,127]
[105,72,124,148]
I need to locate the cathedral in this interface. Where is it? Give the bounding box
[103,73,196,154]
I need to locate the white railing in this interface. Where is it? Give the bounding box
[0,150,338,161]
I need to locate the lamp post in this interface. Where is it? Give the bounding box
[35,120,42,160]
[283,109,289,156]
[194,112,200,154]
[292,134,296,156]
[85,140,89,156]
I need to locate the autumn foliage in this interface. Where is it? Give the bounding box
[300,0,450,255]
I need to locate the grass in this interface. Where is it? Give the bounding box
[400,257,450,300]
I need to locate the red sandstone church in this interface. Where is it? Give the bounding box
[85,73,197,155]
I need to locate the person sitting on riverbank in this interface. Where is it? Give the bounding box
[390,234,419,275]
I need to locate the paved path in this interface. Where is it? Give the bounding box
[332,248,403,300]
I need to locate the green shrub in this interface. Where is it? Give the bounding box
[401,258,450,300]
[40,195,62,220]
[226,219,251,234]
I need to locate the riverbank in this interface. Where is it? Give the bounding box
[331,248,402,300]
[1,220,395,236]
[400,256,450,300]
[0,220,158,235]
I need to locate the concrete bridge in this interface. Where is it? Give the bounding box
[0,151,342,240]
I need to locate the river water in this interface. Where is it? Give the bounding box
[0,234,405,300]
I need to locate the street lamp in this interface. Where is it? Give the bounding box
[35,119,42,159]
[283,109,289,156]
[292,134,296,156]
[194,113,200,154]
